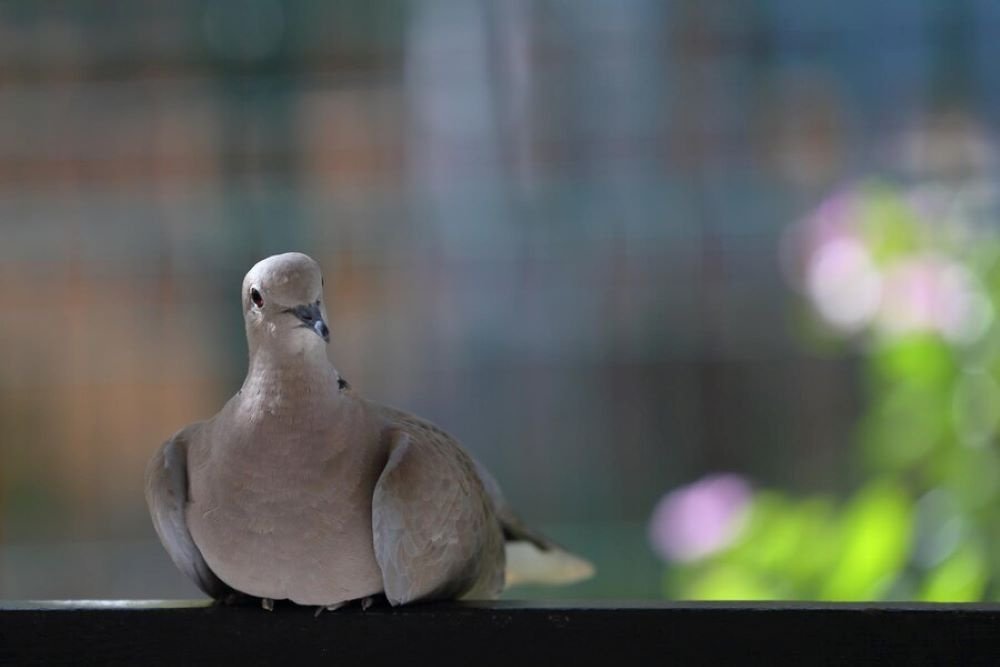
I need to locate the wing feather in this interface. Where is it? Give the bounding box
[371,429,504,605]
[145,425,231,599]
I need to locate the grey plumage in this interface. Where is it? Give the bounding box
[146,428,231,599]
[146,252,592,607]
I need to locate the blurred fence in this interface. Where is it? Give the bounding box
[1,0,999,599]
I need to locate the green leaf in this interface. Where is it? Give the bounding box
[861,383,953,470]
[729,494,838,588]
[684,564,777,601]
[821,481,913,600]
[869,335,955,388]
[858,184,921,264]
[951,370,1000,446]
[919,544,988,602]
[942,446,1000,510]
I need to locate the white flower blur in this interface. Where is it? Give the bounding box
[806,237,883,333]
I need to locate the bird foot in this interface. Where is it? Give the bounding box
[212,592,250,607]
[261,597,274,612]
[314,601,347,617]
[313,595,381,617]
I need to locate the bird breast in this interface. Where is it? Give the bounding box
[185,394,389,605]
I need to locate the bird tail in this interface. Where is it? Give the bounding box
[504,541,595,587]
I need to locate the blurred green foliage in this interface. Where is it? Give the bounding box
[660,182,1000,601]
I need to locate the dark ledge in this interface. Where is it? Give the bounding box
[2,600,1000,666]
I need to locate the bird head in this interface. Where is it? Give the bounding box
[241,252,330,356]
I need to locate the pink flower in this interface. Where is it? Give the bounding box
[879,255,992,343]
[649,474,752,563]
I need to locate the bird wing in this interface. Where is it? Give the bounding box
[145,424,231,599]
[371,427,505,606]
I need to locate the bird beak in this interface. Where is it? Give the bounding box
[286,302,330,343]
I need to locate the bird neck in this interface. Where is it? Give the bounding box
[241,345,341,411]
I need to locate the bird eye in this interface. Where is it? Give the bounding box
[250,288,264,308]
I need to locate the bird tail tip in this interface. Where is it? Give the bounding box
[504,541,596,587]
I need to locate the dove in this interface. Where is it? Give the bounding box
[146,252,593,609]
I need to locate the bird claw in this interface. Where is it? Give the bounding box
[314,602,346,617]
[314,596,374,617]
[261,597,274,612]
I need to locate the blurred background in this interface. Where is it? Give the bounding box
[2,0,1000,601]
